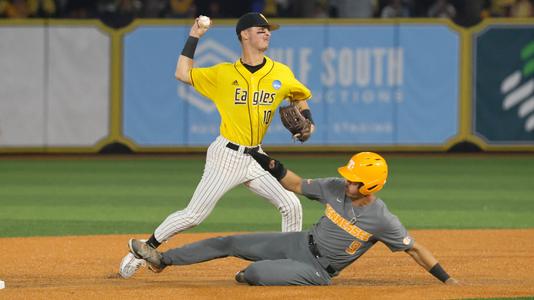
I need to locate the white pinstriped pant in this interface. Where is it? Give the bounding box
[154,136,303,242]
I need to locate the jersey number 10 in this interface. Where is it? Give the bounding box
[263,110,273,125]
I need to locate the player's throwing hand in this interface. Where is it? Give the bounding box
[190,16,210,38]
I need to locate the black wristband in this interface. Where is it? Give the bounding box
[181,36,199,59]
[301,109,314,125]
[429,263,450,283]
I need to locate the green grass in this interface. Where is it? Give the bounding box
[1,154,534,237]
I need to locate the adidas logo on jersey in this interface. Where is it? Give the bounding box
[232,80,239,86]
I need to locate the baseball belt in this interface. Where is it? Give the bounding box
[226,142,259,154]
[308,234,336,276]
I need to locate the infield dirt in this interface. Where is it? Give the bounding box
[1,229,533,299]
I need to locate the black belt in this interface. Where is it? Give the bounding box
[226,142,259,154]
[308,234,336,276]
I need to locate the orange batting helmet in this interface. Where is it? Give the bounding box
[337,152,388,195]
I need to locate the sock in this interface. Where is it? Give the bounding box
[146,234,161,249]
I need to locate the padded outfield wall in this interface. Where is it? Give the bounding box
[0,18,533,153]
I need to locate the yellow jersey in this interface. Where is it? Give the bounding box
[190,56,311,146]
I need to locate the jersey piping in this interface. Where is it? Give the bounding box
[233,63,253,145]
[255,62,275,145]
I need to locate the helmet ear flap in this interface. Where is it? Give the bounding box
[358,180,385,195]
[358,184,370,195]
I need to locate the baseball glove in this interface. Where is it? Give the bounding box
[279,105,312,142]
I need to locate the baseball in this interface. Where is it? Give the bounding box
[198,15,211,29]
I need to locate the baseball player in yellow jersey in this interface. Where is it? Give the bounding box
[119,12,316,278]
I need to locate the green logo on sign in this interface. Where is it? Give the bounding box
[500,40,534,132]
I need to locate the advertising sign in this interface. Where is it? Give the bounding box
[122,24,459,147]
[474,26,534,143]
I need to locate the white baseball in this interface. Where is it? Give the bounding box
[198,15,211,29]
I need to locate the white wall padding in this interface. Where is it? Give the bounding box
[46,26,110,146]
[0,27,46,147]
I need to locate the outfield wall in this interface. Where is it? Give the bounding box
[1,18,533,153]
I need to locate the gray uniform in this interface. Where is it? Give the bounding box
[161,178,414,286]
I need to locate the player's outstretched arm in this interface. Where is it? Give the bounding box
[405,241,459,285]
[175,17,210,84]
[248,149,303,194]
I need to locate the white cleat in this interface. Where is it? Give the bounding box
[119,252,146,278]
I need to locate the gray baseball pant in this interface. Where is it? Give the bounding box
[161,231,332,286]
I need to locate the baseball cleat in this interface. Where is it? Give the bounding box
[119,252,146,278]
[128,239,166,273]
[235,270,247,284]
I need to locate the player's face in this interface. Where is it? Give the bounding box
[345,180,364,199]
[247,26,271,51]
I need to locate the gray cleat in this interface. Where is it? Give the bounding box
[128,239,166,273]
[235,270,247,284]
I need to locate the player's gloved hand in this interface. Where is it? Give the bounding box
[294,123,314,143]
[248,149,287,181]
[279,105,314,143]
